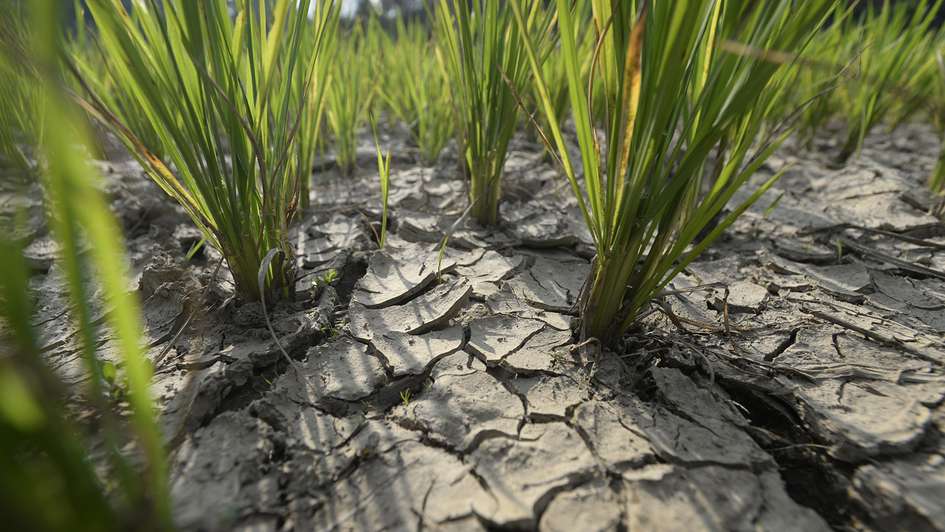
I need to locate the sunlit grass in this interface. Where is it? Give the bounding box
[515,0,837,345]
[70,0,339,302]
[378,16,454,164]
[834,0,943,161]
[0,3,40,172]
[326,20,376,175]
[435,0,553,225]
[788,0,944,160]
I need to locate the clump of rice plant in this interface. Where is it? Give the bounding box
[435,0,553,225]
[378,16,454,164]
[326,21,376,174]
[1,1,169,527]
[828,0,942,161]
[514,0,836,345]
[0,4,41,171]
[70,0,339,302]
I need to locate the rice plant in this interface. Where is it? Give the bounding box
[326,21,376,174]
[527,0,598,146]
[70,0,339,302]
[375,132,392,248]
[378,16,454,164]
[1,0,169,527]
[514,0,837,345]
[832,0,943,161]
[0,3,40,172]
[435,0,554,226]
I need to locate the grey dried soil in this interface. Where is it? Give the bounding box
[12,124,945,531]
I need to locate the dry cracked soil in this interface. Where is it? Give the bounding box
[8,123,945,531]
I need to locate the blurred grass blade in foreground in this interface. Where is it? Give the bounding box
[1,0,170,528]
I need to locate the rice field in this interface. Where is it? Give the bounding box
[2,1,945,530]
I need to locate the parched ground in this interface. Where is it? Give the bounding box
[13,122,945,531]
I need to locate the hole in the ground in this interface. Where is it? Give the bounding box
[334,253,368,306]
[721,380,858,530]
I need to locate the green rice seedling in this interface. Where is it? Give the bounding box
[372,118,392,248]
[513,0,836,345]
[435,0,554,225]
[1,0,169,527]
[326,22,376,174]
[832,0,943,161]
[70,0,339,302]
[378,16,454,164]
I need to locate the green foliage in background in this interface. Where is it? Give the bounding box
[783,1,943,159]
[377,16,454,164]
[326,19,377,174]
[833,0,943,161]
[0,2,41,172]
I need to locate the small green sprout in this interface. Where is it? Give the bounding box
[372,116,392,249]
[323,269,339,285]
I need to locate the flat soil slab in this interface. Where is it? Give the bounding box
[15,123,945,531]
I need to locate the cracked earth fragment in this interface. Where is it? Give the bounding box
[349,276,471,340]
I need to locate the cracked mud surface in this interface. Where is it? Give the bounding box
[10,124,945,531]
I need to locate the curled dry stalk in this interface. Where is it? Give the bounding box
[513,0,837,346]
[69,0,340,302]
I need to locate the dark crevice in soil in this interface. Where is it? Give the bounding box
[765,328,799,362]
[719,378,858,531]
[219,358,293,416]
[333,252,369,307]
[194,291,340,426]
